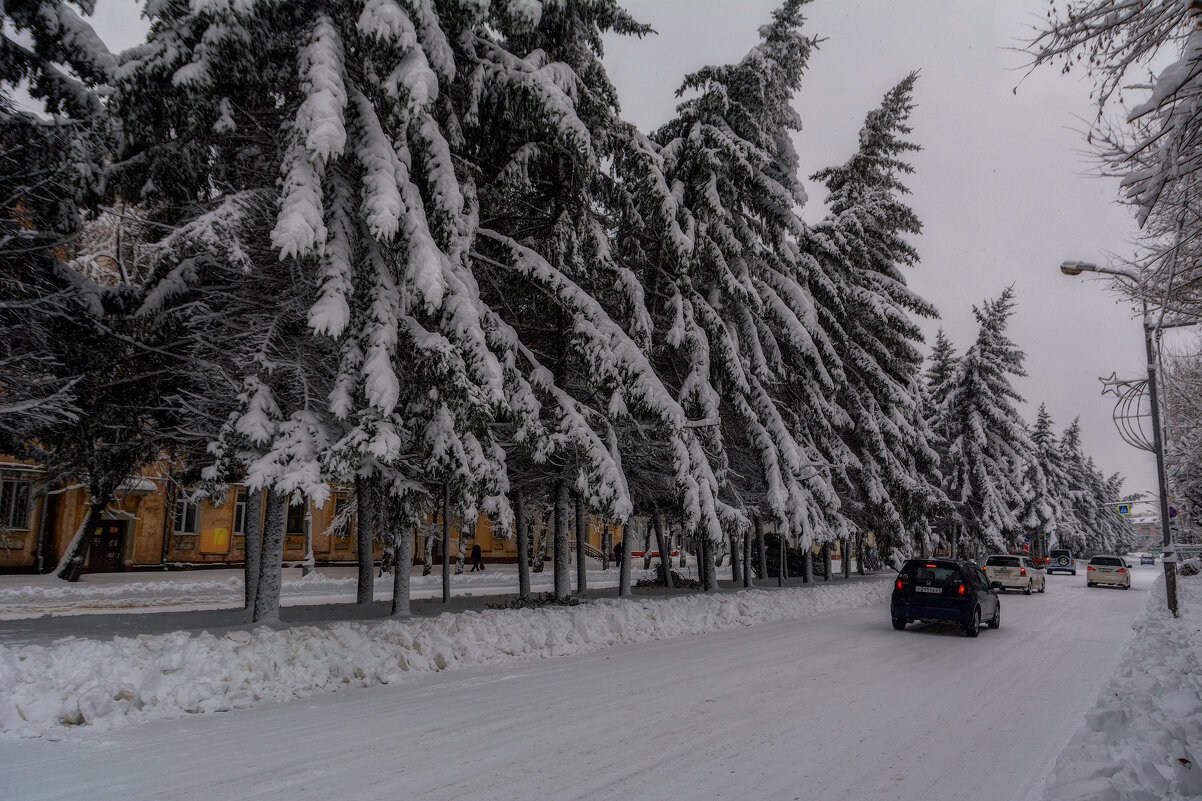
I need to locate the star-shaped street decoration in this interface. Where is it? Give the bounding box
[1099,371,1138,398]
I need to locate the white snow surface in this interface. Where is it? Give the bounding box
[0,579,891,739]
[0,565,1165,801]
[1041,571,1202,801]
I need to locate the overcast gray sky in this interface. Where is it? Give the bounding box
[88,0,1166,501]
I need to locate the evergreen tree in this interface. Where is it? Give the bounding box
[633,0,845,574]
[113,0,509,615]
[807,73,944,562]
[937,288,1033,554]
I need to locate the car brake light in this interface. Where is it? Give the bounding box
[1020,567,1026,576]
[896,578,903,589]
[1116,568,1126,573]
[957,583,965,595]
[1087,565,1094,570]
[925,564,937,568]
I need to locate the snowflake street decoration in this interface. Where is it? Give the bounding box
[1099,372,1154,452]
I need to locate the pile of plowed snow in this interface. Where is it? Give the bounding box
[1042,571,1202,800]
[0,580,890,739]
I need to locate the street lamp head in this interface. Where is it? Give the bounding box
[1059,260,1095,276]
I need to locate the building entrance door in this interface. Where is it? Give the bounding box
[86,520,126,573]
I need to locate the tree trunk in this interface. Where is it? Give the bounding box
[441,483,450,603]
[652,511,673,589]
[55,492,109,581]
[642,521,653,570]
[704,532,718,592]
[575,494,587,593]
[553,480,571,599]
[742,525,751,587]
[601,523,611,570]
[777,525,786,587]
[390,503,412,617]
[253,489,287,622]
[803,545,813,583]
[823,542,832,581]
[858,532,866,574]
[533,515,547,572]
[455,512,468,576]
[730,528,742,584]
[843,537,851,579]
[514,488,530,599]
[422,531,433,576]
[618,523,632,597]
[951,522,959,559]
[356,476,375,605]
[243,488,263,618]
[755,515,767,580]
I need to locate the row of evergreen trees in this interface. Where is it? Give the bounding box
[1,0,1128,616]
[924,291,1133,558]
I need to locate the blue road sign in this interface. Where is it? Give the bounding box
[1169,506,1178,519]
[1116,503,1131,515]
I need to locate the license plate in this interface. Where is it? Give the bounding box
[915,586,942,594]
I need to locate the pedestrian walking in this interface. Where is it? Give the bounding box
[470,543,484,572]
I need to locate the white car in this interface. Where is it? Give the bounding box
[983,554,1046,594]
[1086,554,1131,589]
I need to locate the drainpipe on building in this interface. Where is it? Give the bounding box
[34,489,54,574]
[302,502,314,577]
[160,467,175,570]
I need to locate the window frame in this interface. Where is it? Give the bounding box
[173,495,200,535]
[0,479,32,530]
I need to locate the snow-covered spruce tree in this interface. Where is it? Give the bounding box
[936,289,1034,555]
[921,328,959,553]
[0,0,113,450]
[807,73,945,564]
[448,0,727,596]
[1028,403,1071,553]
[1,2,190,580]
[113,0,509,616]
[621,0,844,582]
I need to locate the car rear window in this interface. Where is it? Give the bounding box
[901,561,961,582]
[1050,550,1071,558]
[1090,556,1123,566]
[985,556,1020,567]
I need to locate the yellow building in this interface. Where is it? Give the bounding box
[0,456,620,574]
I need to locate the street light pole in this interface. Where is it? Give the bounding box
[1059,260,1178,615]
[1141,303,1179,615]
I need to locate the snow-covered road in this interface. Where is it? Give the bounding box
[0,564,1158,801]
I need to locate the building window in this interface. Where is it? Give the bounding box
[174,497,200,534]
[0,480,31,530]
[233,489,247,535]
[287,502,307,534]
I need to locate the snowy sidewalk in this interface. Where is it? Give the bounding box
[1041,570,1202,800]
[0,577,893,739]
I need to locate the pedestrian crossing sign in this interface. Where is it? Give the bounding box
[1116,503,1131,515]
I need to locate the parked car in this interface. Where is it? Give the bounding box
[1086,555,1131,589]
[1047,549,1077,575]
[984,554,1046,594]
[1008,550,1047,568]
[1140,553,1156,565]
[891,558,1001,637]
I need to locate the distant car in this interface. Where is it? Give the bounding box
[1009,550,1047,568]
[1047,549,1077,575]
[1086,554,1131,589]
[1140,553,1156,565]
[891,558,1001,637]
[984,554,1046,594]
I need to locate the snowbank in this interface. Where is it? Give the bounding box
[1043,573,1202,800]
[0,580,891,739]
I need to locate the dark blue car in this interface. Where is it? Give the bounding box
[891,558,1001,637]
